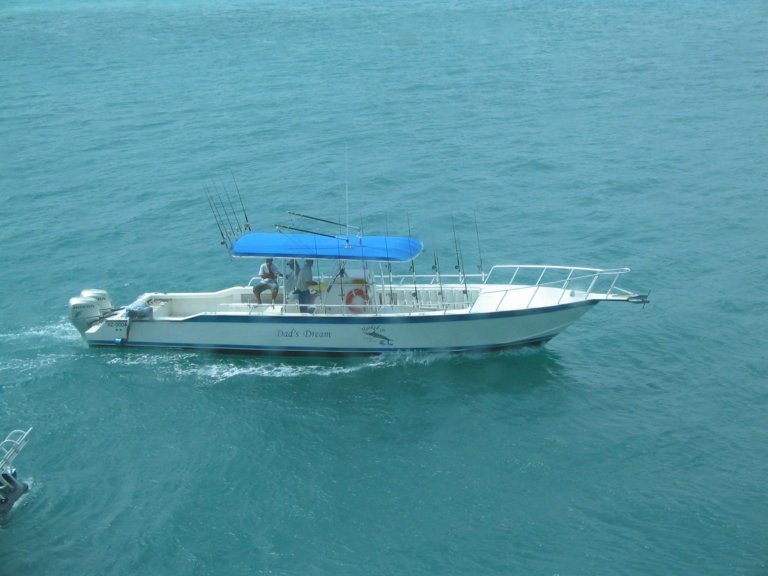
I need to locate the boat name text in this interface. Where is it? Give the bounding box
[277,329,331,339]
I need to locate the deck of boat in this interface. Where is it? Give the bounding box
[134,281,612,321]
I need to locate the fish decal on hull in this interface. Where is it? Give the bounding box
[362,326,394,346]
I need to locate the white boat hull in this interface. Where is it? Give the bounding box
[70,261,646,356]
[81,300,597,355]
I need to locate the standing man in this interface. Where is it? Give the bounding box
[253,257,281,304]
[296,259,316,313]
[283,258,300,297]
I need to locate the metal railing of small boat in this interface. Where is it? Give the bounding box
[247,290,473,315]
[472,265,635,311]
[239,265,640,315]
[1,428,32,471]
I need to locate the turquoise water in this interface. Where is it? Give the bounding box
[2,1,767,574]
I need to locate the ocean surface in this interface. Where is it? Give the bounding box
[1,1,766,574]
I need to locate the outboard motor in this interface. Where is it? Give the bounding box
[80,289,113,315]
[69,296,102,333]
[69,289,113,333]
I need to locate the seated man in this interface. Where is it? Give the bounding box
[253,258,281,304]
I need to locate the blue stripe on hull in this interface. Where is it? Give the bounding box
[88,334,555,356]
[179,300,597,325]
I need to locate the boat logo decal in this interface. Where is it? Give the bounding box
[362,326,393,346]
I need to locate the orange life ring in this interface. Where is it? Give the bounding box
[345,288,369,314]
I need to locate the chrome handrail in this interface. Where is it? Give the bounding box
[466,265,633,312]
[241,265,637,316]
[0,428,32,471]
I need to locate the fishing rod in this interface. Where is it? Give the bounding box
[275,223,343,240]
[217,178,242,235]
[474,209,485,281]
[433,250,446,311]
[407,214,419,304]
[219,178,243,234]
[231,173,251,231]
[383,216,395,304]
[452,216,469,298]
[205,185,226,235]
[288,211,361,233]
[214,183,238,239]
[206,189,231,252]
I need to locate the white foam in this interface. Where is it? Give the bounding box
[0,354,71,375]
[174,359,372,384]
[0,319,80,343]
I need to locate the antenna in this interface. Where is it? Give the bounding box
[345,145,349,238]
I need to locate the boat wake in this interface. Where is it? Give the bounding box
[0,319,80,344]
[0,320,84,376]
[175,360,367,383]
[0,354,71,376]
[102,351,385,384]
[98,348,511,385]
[366,345,548,366]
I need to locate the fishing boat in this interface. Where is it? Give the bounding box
[68,210,648,355]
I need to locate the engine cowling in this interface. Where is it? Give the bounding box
[79,289,113,315]
[68,296,102,333]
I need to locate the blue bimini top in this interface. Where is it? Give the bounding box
[232,232,424,262]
